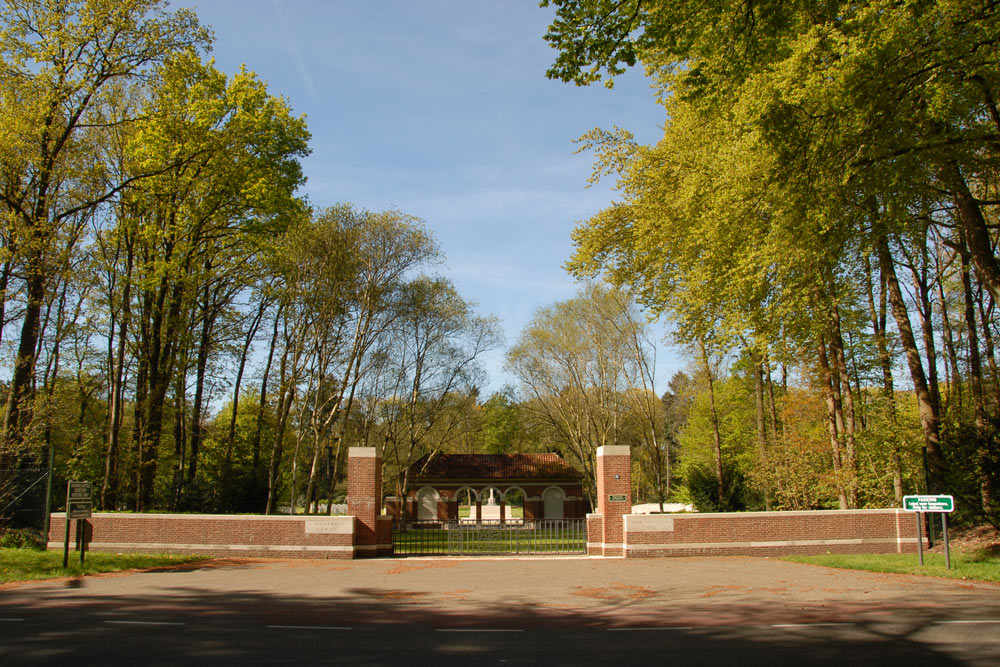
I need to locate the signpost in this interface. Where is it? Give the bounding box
[903,494,954,569]
[63,481,93,568]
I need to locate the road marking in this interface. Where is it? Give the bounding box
[267,625,352,631]
[935,620,1000,625]
[0,618,25,622]
[772,623,853,628]
[436,629,524,633]
[104,620,185,626]
[607,627,694,632]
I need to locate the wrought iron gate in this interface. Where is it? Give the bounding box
[392,519,586,556]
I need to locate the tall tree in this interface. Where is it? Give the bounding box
[0,0,208,454]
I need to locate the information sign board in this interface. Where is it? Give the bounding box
[903,495,954,512]
[608,494,628,502]
[68,481,92,501]
[67,501,92,519]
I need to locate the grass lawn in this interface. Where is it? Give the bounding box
[0,548,209,584]
[784,549,1000,583]
[393,524,585,555]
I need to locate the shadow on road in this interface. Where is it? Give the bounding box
[2,577,997,666]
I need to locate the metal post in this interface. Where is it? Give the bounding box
[62,481,71,569]
[63,517,71,569]
[922,447,934,547]
[916,511,924,566]
[41,446,55,548]
[79,519,86,566]
[942,512,950,570]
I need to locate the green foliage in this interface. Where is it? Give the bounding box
[784,551,1000,584]
[0,549,207,583]
[683,462,755,513]
[0,528,43,550]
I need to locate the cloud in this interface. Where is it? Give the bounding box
[270,0,319,101]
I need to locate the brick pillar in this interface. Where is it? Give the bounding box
[347,447,382,558]
[595,445,631,556]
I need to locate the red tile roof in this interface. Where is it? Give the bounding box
[411,453,582,481]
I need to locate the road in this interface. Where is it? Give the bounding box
[2,556,999,665]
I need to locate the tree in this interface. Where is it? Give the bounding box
[0,0,208,454]
[377,277,500,501]
[507,283,659,506]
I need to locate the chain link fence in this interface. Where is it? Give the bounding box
[0,466,51,534]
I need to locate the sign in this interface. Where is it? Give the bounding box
[608,494,628,503]
[903,495,954,512]
[66,481,93,518]
[67,502,92,519]
[68,481,92,501]
[63,481,93,568]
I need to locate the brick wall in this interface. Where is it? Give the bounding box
[586,513,604,556]
[623,509,920,557]
[47,513,355,558]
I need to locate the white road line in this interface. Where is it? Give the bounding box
[0,618,26,622]
[267,625,352,631]
[104,620,185,627]
[607,627,694,632]
[436,629,524,633]
[772,623,853,628]
[935,620,1000,625]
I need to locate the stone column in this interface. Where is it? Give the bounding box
[347,447,381,558]
[595,445,631,556]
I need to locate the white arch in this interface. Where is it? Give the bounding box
[416,486,440,521]
[543,486,566,520]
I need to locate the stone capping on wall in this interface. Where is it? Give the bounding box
[47,512,357,559]
[622,508,919,558]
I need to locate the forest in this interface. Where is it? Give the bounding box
[1,1,998,529]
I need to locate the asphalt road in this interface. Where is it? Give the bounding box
[2,556,999,666]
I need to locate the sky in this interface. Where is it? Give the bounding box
[190,0,683,393]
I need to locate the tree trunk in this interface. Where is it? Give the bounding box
[3,261,45,453]
[253,305,282,474]
[101,244,133,510]
[960,234,996,520]
[976,290,1000,416]
[187,284,216,483]
[829,306,858,508]
[878,233,946,491]
[698,340,725,507]
[864,253,902,503]
[940,162,1000,305]
[227,297,268,468]
[818,336,848,509]
[934,243,962,411]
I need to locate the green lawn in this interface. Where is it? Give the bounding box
[783,550,1000,583]
[393,524,585,555]
[0,548,209,584]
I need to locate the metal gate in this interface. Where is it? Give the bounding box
[392,519,586,556]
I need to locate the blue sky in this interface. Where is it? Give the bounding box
[191,0,681,392]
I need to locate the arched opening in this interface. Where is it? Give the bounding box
[480,485,503,522]
[416,487,440,521]
[504,486,526,525]
[543,486,566,520]
[455,486,478,523]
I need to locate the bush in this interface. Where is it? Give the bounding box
[685,462,756,512]
[0,528,44,550]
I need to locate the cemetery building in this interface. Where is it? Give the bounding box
[385,453,587,523]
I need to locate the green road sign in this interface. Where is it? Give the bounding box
[903,495,954,512]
